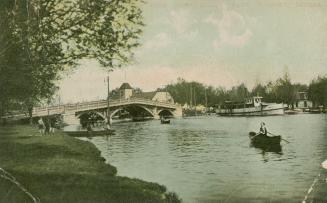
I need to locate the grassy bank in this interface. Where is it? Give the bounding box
[0,125,181,203]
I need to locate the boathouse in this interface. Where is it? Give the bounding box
[293,91,312,110]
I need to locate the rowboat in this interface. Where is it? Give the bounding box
[249,131,281,146]
[160,118,170,124]
[64,129,115,137]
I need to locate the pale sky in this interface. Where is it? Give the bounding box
[59,0,327,103]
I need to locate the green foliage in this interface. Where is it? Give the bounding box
[250,73,311,108]
[166,78,212,106]
[165,78,249,107]
[308,76,327,107]
[166,72,325,109]
[0,125,181,203]
[0,0,144,118]
[227,83,249,102]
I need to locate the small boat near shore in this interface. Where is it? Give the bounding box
[249,131,281,146]
[64,128,115,137]
[160,118,170,124]
[217,96,285,116]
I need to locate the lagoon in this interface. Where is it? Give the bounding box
[84,114,327,202]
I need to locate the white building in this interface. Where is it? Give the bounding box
[294,91,312,110]
[119,83,133,99]
[118,83,175,104]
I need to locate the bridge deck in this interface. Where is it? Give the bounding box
[3,98,181,118]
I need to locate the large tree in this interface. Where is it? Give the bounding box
[271,72,297,108]
[309,76,327,108]
[0,0,144,121]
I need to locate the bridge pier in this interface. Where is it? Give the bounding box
[152,107,160,119]
[173,105,183,117]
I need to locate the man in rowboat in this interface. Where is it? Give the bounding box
[259,122,268,136]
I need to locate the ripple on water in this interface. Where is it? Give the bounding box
[87,115,327,203]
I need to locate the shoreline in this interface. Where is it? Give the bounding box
[0,125,181,203]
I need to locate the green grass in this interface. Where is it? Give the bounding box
[0,125,181,203]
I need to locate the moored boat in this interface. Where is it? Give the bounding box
[64,129,115,137]
[217,97,285,116]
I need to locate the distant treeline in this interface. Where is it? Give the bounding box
[162,73,327,109]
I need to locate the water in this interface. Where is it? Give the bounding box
[82,114,327,202]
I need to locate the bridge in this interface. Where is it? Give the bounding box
[2,83,182,125]
[25,97,182,125]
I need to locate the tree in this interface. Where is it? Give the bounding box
[308,76,327,108]
[0,0,144,122]
[214,87,228,105]
[165,78,209,106]
[227,83,249,102]
[273,72,297,108]
[251,83,267,98]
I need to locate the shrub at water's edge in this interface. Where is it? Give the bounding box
[0,125,181,203]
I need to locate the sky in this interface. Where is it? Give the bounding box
[59,0,327,103]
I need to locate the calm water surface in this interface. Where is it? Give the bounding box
[83,114,327,203]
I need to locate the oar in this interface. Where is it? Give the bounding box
[249,131,261,139]
[268,132,290,143]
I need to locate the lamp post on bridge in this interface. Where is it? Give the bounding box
[107,74,110,128]
[106,70,113,129]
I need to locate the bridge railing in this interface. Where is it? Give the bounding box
[32,98,180,117]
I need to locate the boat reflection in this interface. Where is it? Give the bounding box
[250,142,283,163]
[250,143,283,154]
[250,142,283,162]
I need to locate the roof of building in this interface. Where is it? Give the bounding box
[119,83,133,90]
[132,92,157,100]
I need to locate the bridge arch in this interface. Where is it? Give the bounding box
[76,111,106,128]
[110,105,155,119]
[135,105,155,117]
[76,111,106,120]
[110,108,124,119]
[158,109,174,117]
